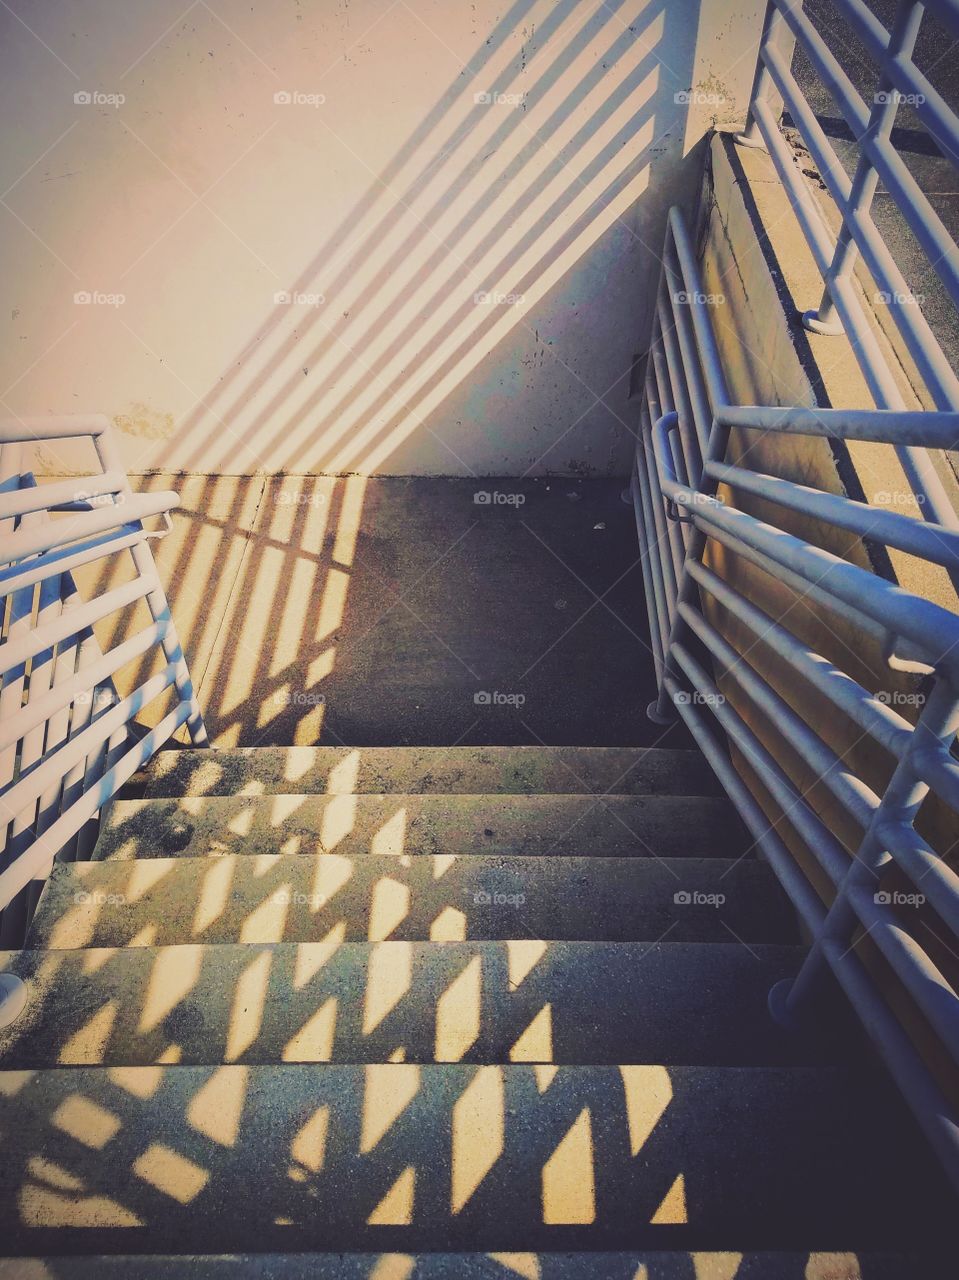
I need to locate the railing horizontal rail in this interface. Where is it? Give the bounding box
[0,620,170,753]
[0,572,160,678]
[0,471,126,521]
[667,482,959,681]
[0,524,150,598]
[0,490,178,565]
[0,666,178,830]
[716,406,959,448]
[706,462,959,567]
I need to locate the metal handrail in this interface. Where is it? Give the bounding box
[0,416,207,953]
[737,0,959,549]
[631,199,959,1192]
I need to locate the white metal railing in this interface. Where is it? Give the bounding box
[737,0,959,536]
[632,182,959,1190]
[0,416,206,951]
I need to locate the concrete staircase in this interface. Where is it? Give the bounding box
[0,745,952,1275]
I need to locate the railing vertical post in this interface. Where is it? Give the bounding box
[770,680,959,1028]
[735,0,792,151]
[803,0,924,336]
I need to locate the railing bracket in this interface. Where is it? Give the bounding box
[0,973,27,1028]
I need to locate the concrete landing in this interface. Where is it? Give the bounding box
[81,477,671,749]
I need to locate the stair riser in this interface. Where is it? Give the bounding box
[27,856,794,950]
[0,942,833,1068]
[0,1253,941,1279]
[0,1064,946,1252]
[141,747,719,799]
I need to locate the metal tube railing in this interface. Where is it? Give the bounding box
[630,180,959,1193]
[0,418,207,952]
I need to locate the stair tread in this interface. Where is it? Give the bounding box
[0,1252,948,1279]
[96,793,746,862]
[28,854,793,949]
[0,940,849,1069]
[0,1062,949,1251]
[139,746,720,798]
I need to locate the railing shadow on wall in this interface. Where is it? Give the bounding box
[162,0,704,476]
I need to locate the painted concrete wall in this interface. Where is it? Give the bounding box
[0,0,762,476]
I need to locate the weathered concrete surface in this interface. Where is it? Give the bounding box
[0,1251,946,1280]
[91,477,679,748]
[0,1,764,476]
[0,1062,950,1253]
[97,794,741,862]
[27,854,792,949]
[0,941,841,1068]
[140,746,713,798]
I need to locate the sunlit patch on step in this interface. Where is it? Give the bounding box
[308,853,354,917]
[20,1160,143,1228]
[290,1103,329,1174]
[107,1065,166,1099]
[59,1001,118,1065]
[487,1255,540,1280]
[133,1142,209,1203]
[225,951,271,1061]
[52,1094,121,1150]
[320,793,358,851]
[620,1065,673,1156]
[451,1065,504,1213]
[226,804,256,838]
[179,758,224,798]
[293,927,346,988]
[510,1005,553,1062]
[430,905,466,941]
[363,942,412,1036]
[187,1065,248,1146]
[651,1172,687,1224]
[542,1107,595,1224]
[321,749,361,795]
[192,857,236,935]
[435,955,482,1061]
[690,1251,742,1279]
[361,1063,420,1153]
[282,996,337,1061]
[137,946,203,1036]
[805,1256,865,1280]
[369,877,412,941]
[239,888,291,943]
[507,939,547,990]
[368,1165,415,1225]
[368,1254,416,1280]
[370,806,408,856]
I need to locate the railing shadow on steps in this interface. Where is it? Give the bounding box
[0,416,207,969]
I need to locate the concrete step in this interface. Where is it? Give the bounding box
[0,941,849,1069]
[27,854,793,949]
[139,746,720,799]
[0,1062,949,1252]
[0,1252,947,1279]
[96,793,745,862]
